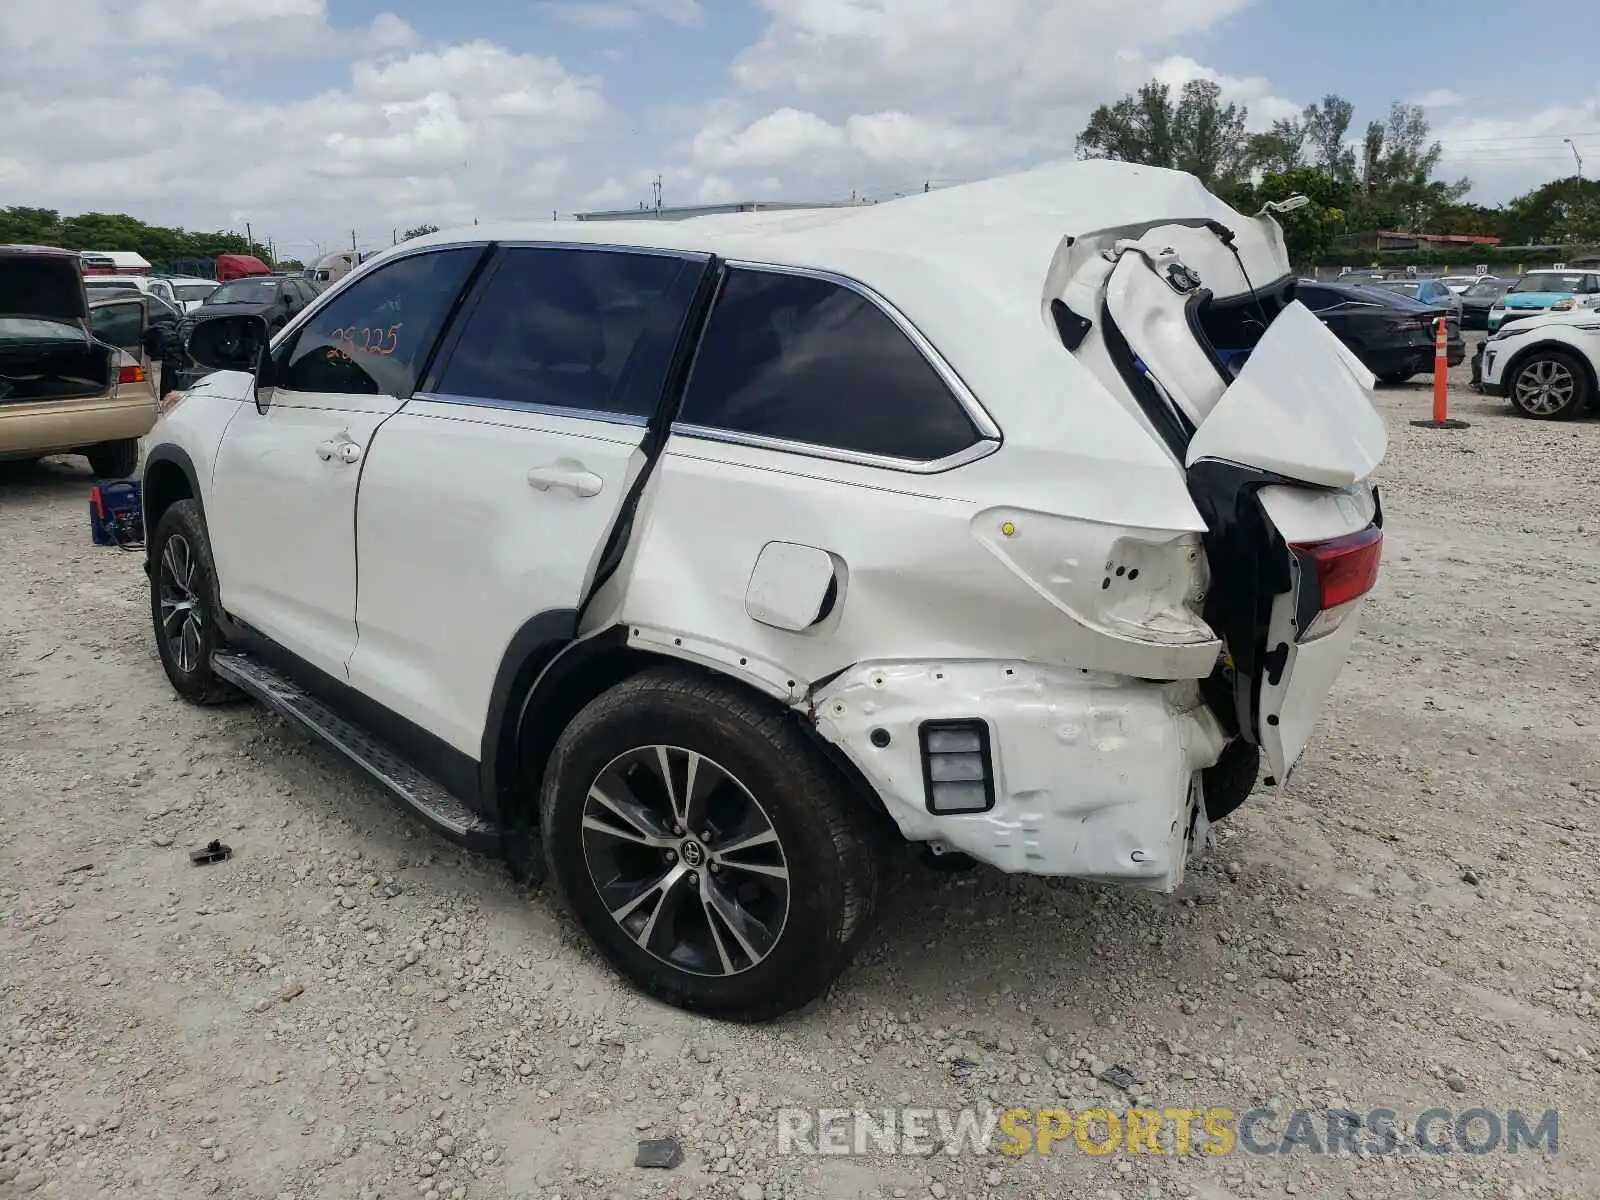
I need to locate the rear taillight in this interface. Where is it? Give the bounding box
[118,363,145,385]
[1292,526,1383,639]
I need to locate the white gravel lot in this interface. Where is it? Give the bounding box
[2,348,1598,1200]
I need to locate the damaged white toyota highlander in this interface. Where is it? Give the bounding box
[140,160,1387,1021]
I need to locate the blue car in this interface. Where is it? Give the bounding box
[1486,269,1600,332]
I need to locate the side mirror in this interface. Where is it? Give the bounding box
[187,313,270,373]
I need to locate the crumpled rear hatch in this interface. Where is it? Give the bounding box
[1048,203,1389,784]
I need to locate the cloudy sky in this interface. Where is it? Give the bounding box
[3,0,1599,261]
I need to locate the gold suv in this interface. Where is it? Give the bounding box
[1,244,160,476]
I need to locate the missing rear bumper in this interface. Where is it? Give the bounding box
[810,660,1228,890]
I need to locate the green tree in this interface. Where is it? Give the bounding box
[403,223,440,240]
[1076,79,1252,187]
[1301,95,1358,182]
[0,206,255,269]
[1246,118,1307,174]
[1498,177,1600,244]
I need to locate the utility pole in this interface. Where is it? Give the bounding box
[351,229,358,253]
[652,175,663,215]
[245,221,253,254]
[1565,138,1584,179]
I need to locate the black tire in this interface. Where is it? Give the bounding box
[540,667,880,1022]
[148,500,241,705]
[1376,371,1415,385]
[1507,350,1591,420]
[87,438,140,478]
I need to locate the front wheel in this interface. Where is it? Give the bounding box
[540,668,881,1022]
[148,500,241,705]
[1509,351,1590,420]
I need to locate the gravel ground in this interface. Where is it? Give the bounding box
[2,346,1598,1200]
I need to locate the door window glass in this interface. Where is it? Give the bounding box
[274,247,481,396]
[89,301,144,351]
[677,268,979,462]
[430,247,693,418]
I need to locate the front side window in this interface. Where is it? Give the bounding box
[273,247,481,396]
[429,246,693,418]
[677,267,980,462]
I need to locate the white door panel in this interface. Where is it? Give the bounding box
[207,389,405,679]
[346,398,647,755]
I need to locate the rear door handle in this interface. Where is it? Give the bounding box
[527,463,603,498]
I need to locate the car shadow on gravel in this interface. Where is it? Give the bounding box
[0,454,107,495]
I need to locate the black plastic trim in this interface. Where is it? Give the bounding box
[918,719,996,815]
[477,608,581,822]
[1183,287,1232,384]
[579,255,725,619]
[1185,459,1300,741]
[1101,302,1194,459]
[1049,298,1093,352]
[139,444,201,575]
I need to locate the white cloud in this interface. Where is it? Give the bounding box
[3,0,1595,247]
[132,0,331,50]
[1435,98,1600,203]
[0,25,609,249]
[538,0,703,30]
[1410,88,1465,109]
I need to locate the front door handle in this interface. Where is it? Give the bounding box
[527,463,603,498]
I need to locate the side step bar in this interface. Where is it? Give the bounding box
[211,650,501,850]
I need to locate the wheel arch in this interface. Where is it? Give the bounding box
[495,626,890,834]
[1501,339,1599,401]
[141,444,200,572]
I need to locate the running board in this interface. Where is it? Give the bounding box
[211,649,501,850]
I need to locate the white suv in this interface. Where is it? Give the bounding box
[1477,308,1600,419]
[140,162,1387,1021]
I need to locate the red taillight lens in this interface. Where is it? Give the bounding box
[118,363,146,385]
[1296,526,1383,612]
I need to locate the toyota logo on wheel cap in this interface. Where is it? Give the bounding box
[680,840,705,868]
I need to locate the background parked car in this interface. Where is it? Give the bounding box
[1477,308,1600,420]
[1295,279,1464,384]
[1487,269,1600,332]
[1458,276,1513,329]
[193,274,319,335]
[0,245,159,476]
[1368,276,1464,319]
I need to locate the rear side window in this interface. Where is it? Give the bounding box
[430,247,693,418]
[1295,285,1338,311]
[274,247,480,396]
[677,268,980,463]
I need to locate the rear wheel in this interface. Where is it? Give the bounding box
[87,438,140,478]
[1509,350,1590,420]
[540,668,880,1022]
[148,500,241,705]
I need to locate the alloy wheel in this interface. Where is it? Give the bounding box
[1514,359,1576,416]
[580,745,790,977]
[157,533,204,674]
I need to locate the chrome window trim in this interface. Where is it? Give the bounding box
[410,391,649,428]
[671,423,1000,474]
[669,259,1002,474]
